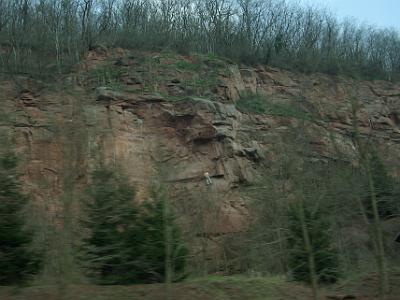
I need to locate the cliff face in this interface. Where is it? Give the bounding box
[1,48,400,239]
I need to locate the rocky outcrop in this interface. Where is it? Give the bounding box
[1,50,400,252]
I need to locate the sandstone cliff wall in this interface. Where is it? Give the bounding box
[1,49,400,243]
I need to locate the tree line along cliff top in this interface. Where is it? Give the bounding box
[0,0,399,81]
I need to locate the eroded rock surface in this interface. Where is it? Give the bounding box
[1,50,400,256]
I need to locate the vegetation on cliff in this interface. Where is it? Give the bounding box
[0,0,399,80]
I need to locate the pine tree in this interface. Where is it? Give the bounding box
[129,184,188,283]
[81,167,187,285]
[287,203,339,285]
[363,150,396,219]
[80,167,138,284]
[0,153,41,284]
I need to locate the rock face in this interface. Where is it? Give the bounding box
[1,50,400,264]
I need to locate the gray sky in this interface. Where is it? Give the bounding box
[299,0,400,30]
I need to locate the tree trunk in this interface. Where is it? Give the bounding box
[298,201,319,300]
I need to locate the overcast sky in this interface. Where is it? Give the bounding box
[298,0,400,30]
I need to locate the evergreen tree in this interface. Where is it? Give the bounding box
[287,203,339,284]
[363,151,397,219]
[0,153,41,284]
[80,167,138,284]
[129,185,188,283]
[81,168,188,285]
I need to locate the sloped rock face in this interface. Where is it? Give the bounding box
[91,94,252,236]
[1,51,400,265]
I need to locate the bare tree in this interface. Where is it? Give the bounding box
[350,96,390,298]
[1,0,400,80]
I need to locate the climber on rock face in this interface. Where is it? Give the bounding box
[204,172,212,185]
[137,118,144,136]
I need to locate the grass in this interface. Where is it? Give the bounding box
[194,53,228,68]
[82,51,228,98]
[162,94,185,102]
[1,273,399,299]
[187,76,218,89]
[236,92,314,121]
[0,276,309,300]
[332,270,400,298]
[174,60,202,72]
